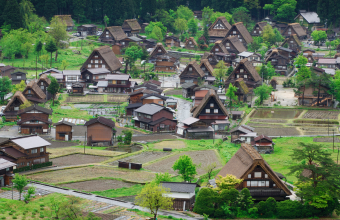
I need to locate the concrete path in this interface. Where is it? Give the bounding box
[173,97,192,123]
[27,182,198,220]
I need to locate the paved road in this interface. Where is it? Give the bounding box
[174,97,192,123]
[28,182,198,220]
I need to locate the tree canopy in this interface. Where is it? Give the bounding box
[172,155,197,182]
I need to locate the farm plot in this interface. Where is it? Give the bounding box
[109,151,172,166]
[254,127,300,136]
[65,95,104,103]
[303,110,339,120]
[246,123,285,128]
[60,179,135,191]
[51,154,111,166]
[153,140,186,150]
[250,119,287,123]
[48,147,125,158]
[144,150,222,175]
[28,166,155,184]
[251,109,302,119]
[107,95,128,103]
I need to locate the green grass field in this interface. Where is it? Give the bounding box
[92,184,144,198]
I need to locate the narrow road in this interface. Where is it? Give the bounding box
[28,182,198,220]
[174,97,192,122]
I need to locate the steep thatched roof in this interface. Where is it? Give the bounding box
[233,78,249,94]
[54,15,74,27]
[105,26,127,41]
[284,23,307,37]
[227,22,253,44]
[282,34,302,47]
[200,59,214,75]
[185,37,198,47]
[149,43,167,57]
[208,16,232,38]
[38,74,51,85]
[192,89,228,118]
[222,36,247,53]
[226,58,261,83]
[24,81,46,100]
[179,61,205,78]
[4,91,27,112]
[123,19,141,31]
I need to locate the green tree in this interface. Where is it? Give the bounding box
[262,24,276,46]
[311,30,327,46]
[172,155,197,182]
[0,76,12,101]
[266,62,276,80]
[149,26,163,42]
[227,66,234,76]
[19,0,35,29]
[122,129,133,145]
[210,12,232,24]
[259,64,269,82]
[0,28,33,58]
[59,196,83,219]
[204,162,217,181]
[125,46,143,69]
[226,83,237,107]
[237,188,254,211]
[49,16,68,48]
[289,142,340,208]
[254,84,272,105]
[47,76,60,106]
[264,0,297,22]
[274,28,284,43]
[12,80,26,94]
[193,188,216,216]
[215,174,243,191]
[187,18,198,36]
[35,40,43,60]
[244,0,261,20]
[249,36,262,52]
[176,5,193,21]
[174,18,187,34]
[145,22,167,37]
[45,39,57,68]
[104,15,109,27]
[23,186,36,203]
[232,10,251,28]
[203,25,210,44]
[44,0,57,21]
[295,55,311,106]
[61,60,69,70]
[154,172,172,184]
[309,69,331,106]
[3,0,23,29]
[202,6,214,26]
[12,174,28,201]
[213,60,227,82]
[135,183,173,220]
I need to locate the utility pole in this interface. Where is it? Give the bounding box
[84,132,86,154]
[333,130,335,152]
[337,146,339,164]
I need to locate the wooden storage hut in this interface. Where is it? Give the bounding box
[54,120,74,141]
[17,105,52,134]
[85,117,116,146]
[71,82,84,94]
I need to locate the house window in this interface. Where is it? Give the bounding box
[209,58,212,61]
[122,42,125,45]
[102,64,106,68]
[254,31,256,33]
[265,174,268,178]
[258,181,266,187]
[158,49,161,52]
[259,31,262,34]
[95,65,98,68]
[214,109,218,113]
[215,48,219,51]
[59,133,65,137]
[226,43,230,46]
[233,31,236,34]
[290,41,293,43]
[273,183,276,187]
[14,107,19,111]
[31,149,37,154]
[28,90,31,94]
[240,39,243,42]
[248,174,251,178]
[95,55,98,58]
[251,181,258,187]
[41,86,44,90]
[237,75,239,78]
[254,172,261,178]
[40,147,44,152]
[27,162,30,166]
[95,60,98,63]
[247,181,251,186]
[106,31,109,34]
[17,75,21,79]
[121,81,126,85]
[202,67,206,70]
[189,67,192,71]
[189,41,192,44]
[240,69,244,73]
[88,64,91,68]
[244,75,247,78]
[106,35,109,38]
[210,103,214,107]
[158,101,163,104]
[6,168,9,171]
[256,27,259,30]
[206,109,210,113]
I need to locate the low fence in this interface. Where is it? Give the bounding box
[118,161,142,170]
[14,161,53,173]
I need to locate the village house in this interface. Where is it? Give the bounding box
[316,58,339,69]
[17,105,52,134]
[295,84,332,107]
[126,87,162,116]
[134,83,163,94]
[211,120,230,132]
[120,36,143,48]
[210,41,231,63]
[233,51,262,67]
[222,36,247,61]
[71,83,84,94]
[225,58,262,90]
[3,91,28,121]
[23,81,46,104]
[10,69,27,85]
[217,143,292,200]
[165,98,178,109]
[192,90,209,107]
[133,104,176,132]
[194,11,202,19]
[282,23,307,40]
[230,111,245,120]
[141,23,149,33]
[200,59,215,84]
[39,68,62,76]
[265,49,290,76]
[251,22,267,36]
[0,135,51,169]
[102,74,134,93]
[276,47,297,59]
[282,34,302,53]
[294,10,321,31]
[37,74,52,100]
[99,26,126,44]
[81,68,110,86]
[208,16,232,43]
[144,80,162,89]
[181,82,198,99]
[140,37,157,49]
[54,15,74,31]
[77,24,97,36]
[232,78,249,102]
[273,23,288,34]
[54,120,74,141]
[85,117,116,146]
[225,22,253,48]
[179,61,205,85]
[165,36,180,47]
[0,158,15,187]
[253,135,275,153]
[176,117,214,139]
[161,182,198,211]
[62,70,82,89]
[0,65,16,78]
[149,43,179,72]
[192,89,229,125]
[201,52,219,68]
[239,132,258,144]
[230,125,255,142]
[81,46,122,77]
[141,93,168,106]
[122,19,142,36]
[184,37,198,50]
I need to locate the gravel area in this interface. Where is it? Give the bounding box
[132,134,178,142]
[51,154,110,166]
[144,150,221,175]
[60,179,135,191]
[109,151,172,166]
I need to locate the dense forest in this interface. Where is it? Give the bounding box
[0,0,339,28]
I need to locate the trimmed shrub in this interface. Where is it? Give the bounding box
[193,188,215,216]
[220,188,239,206]
[277,200,303,219]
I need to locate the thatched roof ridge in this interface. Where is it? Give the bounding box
[4,91,27,112]
[24,81,46,100]
[105,26,127,41]
[222,36,246,53]
[54,15,74,27]
[208,16,232,38]
[123,19,141,31]
[192,89,228,118]
[200,59,214,75]
[149,43,167,57]
[185,37,198,47]
[179,61,205,78]
[227,22,253,44]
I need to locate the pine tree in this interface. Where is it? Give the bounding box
[73,0,86,23]
[45,39,58,68]
[3,0,23,29]
[47,77,60,106]
[44,0,57,21]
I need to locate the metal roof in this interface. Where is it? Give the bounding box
[239,132,258,137]
[87,68,110,75]
[62,70,81,75]
[97,81,108,87]
[297,12,320,24]
[128,36,142,41]
[181,117,200,125]
[187,126,214,132]
[318,59,337,64]
[323,68,335,76]
[161,182,197,193]
[10,135,51,149]
[134,104,164,115]
[238,51,254,57]
[0,158,16,170]
[105,74,130,80]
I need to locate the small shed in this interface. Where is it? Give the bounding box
[230,111,244,120]
[211,120,230,131]
[253,135,275,153]
[270,78,278,90]
[72,82,83,94]
[181,82,197,98]
[54,120,74,141]
[161,182,198,211]
[165,98,178,110]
